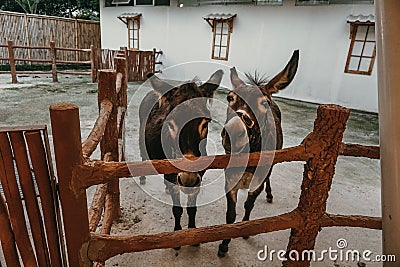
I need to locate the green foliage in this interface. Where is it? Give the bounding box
[0,0,99,20]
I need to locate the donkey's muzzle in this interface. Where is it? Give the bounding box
[222,116,249,154]
[177,172,201,187]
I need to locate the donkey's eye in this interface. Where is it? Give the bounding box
[227,95,234,103]
[261,100,270,108]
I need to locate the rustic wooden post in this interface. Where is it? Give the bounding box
[50,41,58,82]
[114,57,127,162]
[284,105,350,267]
[90,45,96,82]
[98,70,121,221]
[50,103,91,267]
[7,40,17,83]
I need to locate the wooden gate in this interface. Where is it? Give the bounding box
[0,126,66,266]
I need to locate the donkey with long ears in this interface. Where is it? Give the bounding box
[138,70,223,247]
[218,51,299,257]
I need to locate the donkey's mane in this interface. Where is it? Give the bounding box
[244,70,269,87]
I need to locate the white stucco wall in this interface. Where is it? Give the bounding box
[100,0,377,112]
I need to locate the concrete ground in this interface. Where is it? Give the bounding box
[0,74,382,266]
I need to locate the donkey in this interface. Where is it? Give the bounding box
[218,51,299,257]
[138,70,223,244]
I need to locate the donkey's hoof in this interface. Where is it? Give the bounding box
[243,236,249,240]
[218,244,228,257]
[173,246,181,250]
[139,176,146,185]
[266,195,273,203]
[218,249,227,258]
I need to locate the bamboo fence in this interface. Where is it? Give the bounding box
[0,10,100,63]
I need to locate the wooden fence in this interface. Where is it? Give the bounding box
[0,56,128,267]
[0,10,100,63]
[0,53,381,266]
[0,41,162,83]
[47,96,381,266]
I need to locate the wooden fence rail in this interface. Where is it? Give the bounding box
[1,41,162,84]
[49,101,381,267]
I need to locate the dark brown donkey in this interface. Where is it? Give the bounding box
[138,70,223,245]
[218,51,299,257]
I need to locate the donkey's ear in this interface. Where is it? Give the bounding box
[147,72,173,95]
[230,67,246,89]
[200,69,224,98]
[261,50,299,95]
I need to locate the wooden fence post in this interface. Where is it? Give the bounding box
[50,103,91,267]
[90,45,96,82]
[50,41,58,82]
[98,70,121,222]
[114,57,128,162]
[7,40,17,83]
[284,105,350,267]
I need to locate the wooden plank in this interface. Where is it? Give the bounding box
[0,125,46,132]
[50,103,91,267]
[0,193,21,267]
[9,132,51,267]
[0,132,37,266]
[25,131,64,267]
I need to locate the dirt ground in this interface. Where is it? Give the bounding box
[0,74,382,266]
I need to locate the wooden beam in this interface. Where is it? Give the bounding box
[82,99,113,158]
[73,145,310,190]
[340,143,380,159]
[88,211,301,262]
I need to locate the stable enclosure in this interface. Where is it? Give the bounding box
[49,101,381,267]
[0,53,381,266]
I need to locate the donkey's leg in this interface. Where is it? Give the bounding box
[187,193,200,246]
[218,189,238,257]
[264,168,273,203]
[165,174,183,250]
[242,183,265,239]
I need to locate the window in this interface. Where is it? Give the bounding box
[118,13,142,50]
[204,14,236,61]
[296,0,373,5]
[128,17,140,49]
[345,20,376,75]
[135,0,170,5]
[105,0,133,6]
